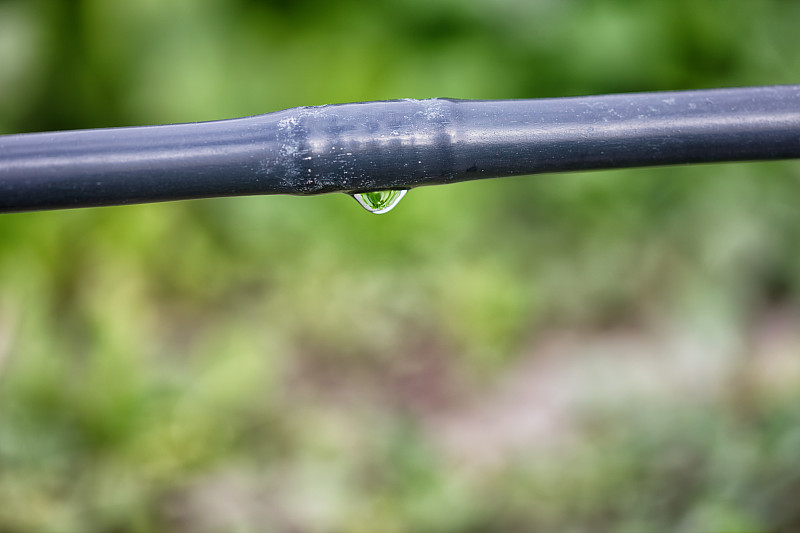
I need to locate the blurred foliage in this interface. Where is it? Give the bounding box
[2,0,800,531]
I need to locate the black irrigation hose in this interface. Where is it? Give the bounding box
[1,85,799,213]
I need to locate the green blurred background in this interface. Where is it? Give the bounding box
[2,0,800,531]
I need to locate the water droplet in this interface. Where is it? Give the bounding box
[352,189,407,214]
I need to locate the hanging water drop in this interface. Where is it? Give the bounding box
[352,189,407,214]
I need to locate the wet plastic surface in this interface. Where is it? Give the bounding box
[1,86,799,212]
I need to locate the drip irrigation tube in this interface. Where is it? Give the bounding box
[1,85,799,212]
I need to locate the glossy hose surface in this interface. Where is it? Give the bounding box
[1,85,799,212]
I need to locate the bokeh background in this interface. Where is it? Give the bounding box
[2,0,800,531]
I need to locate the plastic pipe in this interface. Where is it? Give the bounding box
[1,85,799,212]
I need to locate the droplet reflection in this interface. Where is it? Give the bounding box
[352,189,407,214]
